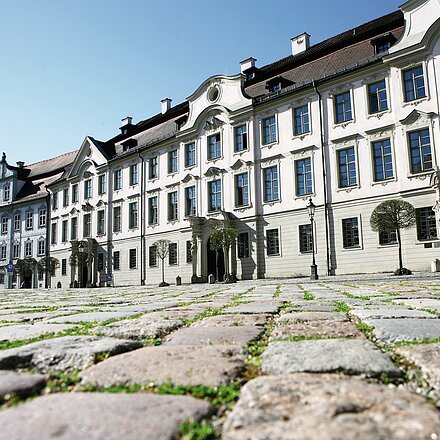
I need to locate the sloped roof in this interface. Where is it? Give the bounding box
[15,172,65,204]
[27,150,78,179]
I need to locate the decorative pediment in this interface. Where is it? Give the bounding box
[182,173,199,184]
[204,167,225,177]
[204,116,224,132]
[330,133,362,148]
[83,171,94,179]
[146,188,160,194]
[96,199,107,207]
[69,208,79,215]
[259,154,284,165]
[230,159,251,171]
[399,110,435,126]
[67,136,107,179]
[165,182,180,189]
[127,193,140,199]
[81,202,94,212]
[290,145,317,156]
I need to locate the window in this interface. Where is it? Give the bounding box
[14,213,20,231]
[51,223,57,245]
[1,217,8,234]
[97,253,104,272]
[169,243,178,265]
[113,170,122,191]
[263,166,279,202]
[26,211,33,229]
[262,116,277,144]
[270,82,282,93]
[416,207,437,241]
[38,239,45,256]
[208,179,222,211]
[185,186,196,217]
[149,156,159,179]
[62,220,68,242]
[409,129,432,173]
[39,209,46,227]
[98,175,106,195]
[0,244,6,260]
[130,164,138,186]
[83,214,91,238]
[334,91,353,123]
[71,217,77,240]
[338,147,357,188]
[97,210,105,235]
[267,229,280,256]
[295,158,313,196]
[168,150,178,174]
[293,105,310,135]
[403,65,426,102]
[84,179,92,199]
[238,232,250,258]
[25,240,32,257]
[72,184,79,203]
[373,139,393,181]
[342,218,360,248]
[168,192,178,221]
[129,202,138,229]
[113,206,121,232]
[113,251,120,270]
[208,133,221,160]
[185,142,196,167]
[129,249,137,269]
[299,224,312,253]
[52,192,58,210]
[379,230,397,245]
[149,245,157,267]
[63,189,69,207]
[148,197,158,225]
[368,80,388,114]
[375,40,391,54]
[234,125,248,152]
[186,241,193,263]
[4,184,10,201]
[13,243,20,259]
[61,259,67,275]
[235,173,249,207]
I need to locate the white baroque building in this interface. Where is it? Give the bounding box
[14,0,440,286]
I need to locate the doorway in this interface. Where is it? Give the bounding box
[207,239,225,281]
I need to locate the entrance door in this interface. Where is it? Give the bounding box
[207,239,225,281]
[80,264,88,288]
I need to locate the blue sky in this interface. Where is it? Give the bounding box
[0,0,401,165]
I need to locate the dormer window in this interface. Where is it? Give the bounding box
[246,71,255,81]
[4,184,10,201]
[371,33,396,55]
[271,82,282,93]
[265,76,293,93]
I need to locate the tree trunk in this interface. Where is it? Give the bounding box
[161,258,165,284]
[223,245,229,282]
[396,228,403,270]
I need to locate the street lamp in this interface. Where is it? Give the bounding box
[78,241,84,288]
[307,198,319,280]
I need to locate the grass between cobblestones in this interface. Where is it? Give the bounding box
[178,420,218,440]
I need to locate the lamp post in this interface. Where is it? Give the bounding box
[78,241,84,288]
[307,198,319,280]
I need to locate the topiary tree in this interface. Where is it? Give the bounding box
[153,239,171,287]
[37,256,60,276]
[209,227,238,283]
[370,199,416,275]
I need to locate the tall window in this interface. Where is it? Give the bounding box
[168,192,178,221]
[169,243,178,265]
[168,150,178,173]
[238,232,250,258]
[38,239,45,256]
[63,189,69,207]
[129,202,138,229]
[185,186,196,217]
[149,197,158,225]
[62,220,68,242]
[26,211,33,229]
[299,224,312,253]
[113,206,121,232]
[234,125,248,152]
[186,241,193,263]
[235,173,249,207]
[334,91,353,123]
[0,244,6,260]
[52,192,58,210]
[293,105,310,135]
[263,166,279,202]
[368,80,388,114]
[409,129,432,173]
[84,179,92,199]
[372,139,393,181]
[25,240,32,257]
[262,116,277,144]
[208,133,221,160]
[71,217,77,240]
[50,222,57,245]
[149,156,159,179]
[83,214,91,238]
[266,229,280,256]
[130,164,138,186]
[4,184,10,201]
[129,249,137,269]
[1,217,8,234]
[13,243,20,259]
[61,258,67,275]
[39,209,46,227]
[338,147,357,188]
[97,210,105,235]
[114,170,122,190]
[149,245,157,267]
[416,207,437,241]
[342,218,360,248]
[14,213,20,231]
[72,184,79,203]
[403,65,426,102]
[98,175,106,195]
[113,251,120,270]
[185,142,196,167]
[295,158,313,196]
[208,179,222,211]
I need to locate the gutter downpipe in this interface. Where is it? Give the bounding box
[45,186,52,288]
[313,80,332,276]
[138,149,145,285]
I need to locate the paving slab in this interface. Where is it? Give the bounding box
[191,314,269,327]
[0,323,75,341]
[81,345,245,387]
[269,320,364,341]
[224,302,280,314]
[0,393,214,440]
[262,340,400,377]
[0,371,46,402]
[366,318,440,343]
[350,308,435,320]
[276,311,348,324]
[394,298,440,312]
[284,304,336,312]
[44,311,137,323]
[0,336,141,372]
[222,373,440,440]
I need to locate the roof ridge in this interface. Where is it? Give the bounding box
[25,149,78,168]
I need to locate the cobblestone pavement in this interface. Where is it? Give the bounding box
[0,276,439,439]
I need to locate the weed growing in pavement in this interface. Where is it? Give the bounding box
[355,321,375,338]
[303,291,315,301]
[393,337,440,347]
[333,301,351,313]
[140,337,162,346]
[246,321,275,375]
[339,291,372,301]
[46,370,82,393]
[273,285,282,298]
[179,420,218,440]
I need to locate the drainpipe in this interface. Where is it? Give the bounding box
[44,186,51,288]
[138,150,145,285]
[313,80,332,276]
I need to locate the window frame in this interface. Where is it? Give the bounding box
[367,79,389,115]
[295,157,313,196]
[113,206,122,232]
[261,115,278,145]
[234,124,248,152]
[293,104,310,136]
[83,213,91,238]
[266,228,281,256]
[263,165,280,203]
[129,201,138,229]
[129,164,139,186]
[208,179,222,212]
[184,142,196,168]
[207,133,222,161]
[334,91,353,124]
[238,232,250,258]
[84,179,92,199]
[416,207,437,241]
[372,138,394,182]
[129,248,137,269]
[235,172,250,207]
[408,128,432,174]
[185,186,196,217]
[168,242,178,266]
[149,156,159,179]
[148,196,158,225]
[337,146,358,188]
[97,210,105,235]
[113,169,122,191]
[342,217,361,249]
[98,175,106,195]
[402,64,427,103]
[168,150,179,174]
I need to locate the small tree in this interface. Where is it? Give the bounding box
[209,227,238,283]
[370,199,416,275]
[37,256,60,276]
[153,239,171,287]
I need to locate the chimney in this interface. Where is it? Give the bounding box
[16,161,24,168]
[121,116,133,127]
[240,57,257,73]
[161,98,172,114]
[290,33,310,56]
